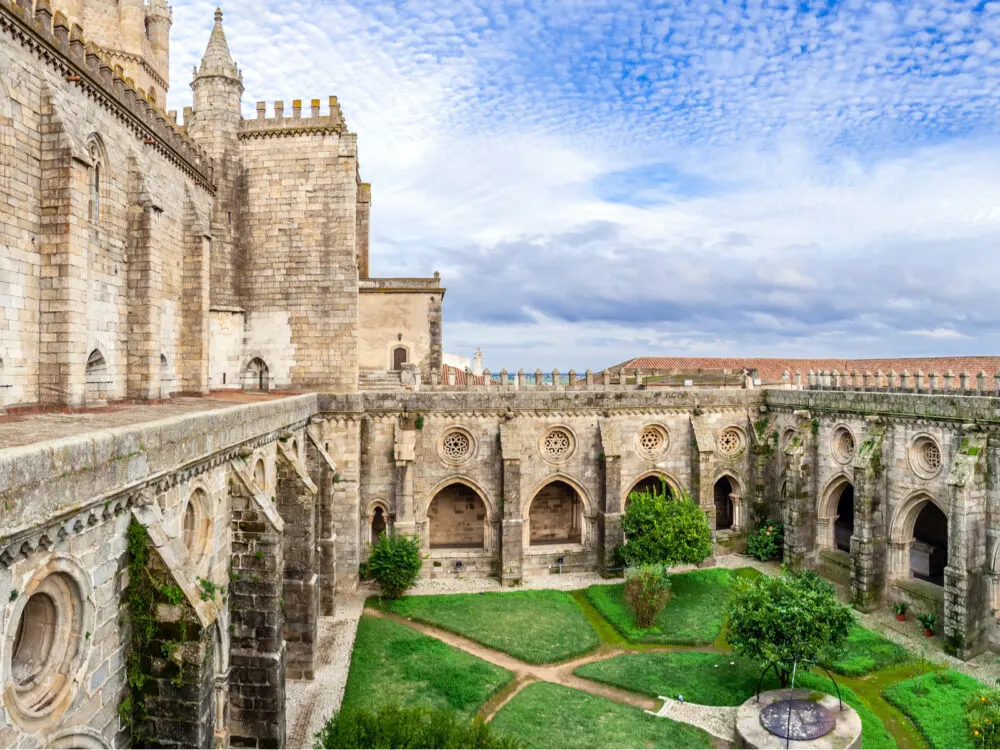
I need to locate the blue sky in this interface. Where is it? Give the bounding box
[168,0,1000,369]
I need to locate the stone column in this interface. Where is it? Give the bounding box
[851,424,887,611]
[276,440,319,680]
[125,188,163,400]
[306,423,339,614]
[180,195,211,394]
[782,412,817,570]
[229,460,286,748]
[690,414,718,530]
[393,422,417,537]
[598,419,624,576]
[749,413,777,528]
[499,420,524,585]
[945,432,989,658]
[38,121,90,407]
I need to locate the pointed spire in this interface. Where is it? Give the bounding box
[196,7,240,80]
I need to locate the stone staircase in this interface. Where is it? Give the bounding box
[359,370,406,392]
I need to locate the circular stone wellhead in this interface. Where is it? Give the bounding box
[759,698,836,741]
[736,689,862,749]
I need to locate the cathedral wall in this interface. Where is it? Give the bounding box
[239,127,359,393]
[209,308,245,390]
[0,1,213,409]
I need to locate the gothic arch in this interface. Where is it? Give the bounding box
[421,476,497,522]
[889,491,949,583]
[524,474,595,547]
[525,473,595,518]
[241,357,270,392]
[818,473,855,552]
[713,470,746,531]
[366,500,390,546]
[85,133,109,224]
[425,480,494,550]
[622,471,683,507]
[86,348,109,405]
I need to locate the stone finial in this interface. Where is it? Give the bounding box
[256,101,266,119]
[782,370,790,384]
[585,369,594,387]
[602,369,610,387]
[635,368,643,386]
[960,371,970,393]
[534,369,543,388]
[618,368,626,386]
[944,369,955,391]
[875,370,884,389]
[994,371,1000,396]
[793,371,802,387]
[552,369,560,390]
[196,6,240,81]
[568,369,577,387]
[978,371,987,395]
[929,371,938,392]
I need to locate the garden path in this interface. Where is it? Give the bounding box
[367,608,737,743]
[285,591,367,748]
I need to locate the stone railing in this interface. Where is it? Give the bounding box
[424,367,755,391]
[359,274,443,292]
[801,369,1000,396]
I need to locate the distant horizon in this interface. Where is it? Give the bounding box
[170,1,1000,365]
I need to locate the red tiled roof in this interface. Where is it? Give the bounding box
[604,357,1000,386]
[441,364,485,386]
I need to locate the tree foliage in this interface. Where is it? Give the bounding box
[623,564,672,627]
[367,533,423,598]
[725,568,854,687]
[315,704,522,749]
[620,485,711,567]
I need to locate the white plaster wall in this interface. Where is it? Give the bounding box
[209,310,245,390]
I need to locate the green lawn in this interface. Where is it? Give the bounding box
[489,681,713,749]
[584,567,760,644]
[824,624,911,677]
[883,670,987,749]
[574,651,897,749]
[377,589,600,663]
[341,615,514,719]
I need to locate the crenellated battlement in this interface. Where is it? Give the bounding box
[0,0,213,188]
[239,96,349,139]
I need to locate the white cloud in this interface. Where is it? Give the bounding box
[166,0,1000,367]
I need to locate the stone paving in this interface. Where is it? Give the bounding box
[0,392,292,449]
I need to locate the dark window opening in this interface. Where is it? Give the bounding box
[911,502,948,586]
[834,484,855,553]
[714,477,734,530]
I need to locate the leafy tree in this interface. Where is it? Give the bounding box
[725,568,854,687]
[620,485,712,567]
[315,704,522,749]
[623,564,672,627]
[367,533,423,598]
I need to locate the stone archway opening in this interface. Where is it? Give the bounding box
[371,506,387,543]
[253,459,266,491]
[834,484,855,553]
[714,477,735,530]
[242,358,269,392]
[428,484,487,549]
[85,349,108,405]
[529,480,582,545]
[625,475,673,510]
[912,502,948,586]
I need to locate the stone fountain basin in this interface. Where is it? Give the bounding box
[735,689,862,749]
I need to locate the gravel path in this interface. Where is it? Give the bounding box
[650,697,737,743]
[285,591,366,749]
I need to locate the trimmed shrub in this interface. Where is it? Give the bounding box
[966,690,1000,749]
[367,533,423,598]
[621,487,711,567]
[623,565,672,627]
[726,568,854,687]
[315,704,522,748]
[746,520,784,561]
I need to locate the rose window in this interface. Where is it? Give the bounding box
[441,430,473,462]
[638,425,667,457]
[543,429,573,459]
[718,428,744,457]
[920,441,941,471]
[833,428,855,463]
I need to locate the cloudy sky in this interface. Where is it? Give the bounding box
[168,0,1000,370]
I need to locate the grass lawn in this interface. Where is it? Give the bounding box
[584,567,760,644]
[341,615,514,719]
[824,624,911,677]
[489,681,713,749]
[574,651,897,749]
[376,589,600,663]
[883,670,987,749]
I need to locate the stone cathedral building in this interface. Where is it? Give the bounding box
[1,0,1000,748]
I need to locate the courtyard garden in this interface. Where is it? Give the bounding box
[324,494,995,749]
[330,565,995,748]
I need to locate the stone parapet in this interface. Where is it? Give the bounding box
[240,97,347,138]
[0,0,214,187]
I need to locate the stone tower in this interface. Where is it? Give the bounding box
[187,8,244,309]
[56,0,173,101]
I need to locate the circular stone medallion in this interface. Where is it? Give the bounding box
[759,698,836,741]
